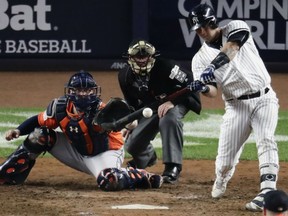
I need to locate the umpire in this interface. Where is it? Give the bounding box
[118,39,201,183]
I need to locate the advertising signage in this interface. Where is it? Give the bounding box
[149,0,288,64]
[0,0,286,71]
[0,0,132,58]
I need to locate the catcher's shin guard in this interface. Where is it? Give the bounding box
[0,127,56,185]
[97,167,163,191]
[0,145,35,185]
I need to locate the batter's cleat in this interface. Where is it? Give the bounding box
[245,189,273,212]
[211,178,228,198]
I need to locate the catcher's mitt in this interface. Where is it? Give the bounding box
[93,97,133,130]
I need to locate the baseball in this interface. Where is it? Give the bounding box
[142,108,153,118]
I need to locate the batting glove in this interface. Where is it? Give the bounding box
[200,64,216,84]
[188,80,210,93]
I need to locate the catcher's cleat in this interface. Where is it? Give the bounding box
[245,188,273,212]
[211,178,228,198]
[162,163,181,184]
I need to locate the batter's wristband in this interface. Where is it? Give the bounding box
[211,52,230,69]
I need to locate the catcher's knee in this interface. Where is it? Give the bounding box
[24,126,56,155]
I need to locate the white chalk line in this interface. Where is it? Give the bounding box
[111,204,169,210]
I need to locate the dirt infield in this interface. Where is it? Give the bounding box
[0,71,287,216]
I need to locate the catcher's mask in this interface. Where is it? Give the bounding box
[188,3,218,31]
[65,70,101,111]
[125,40,159,91]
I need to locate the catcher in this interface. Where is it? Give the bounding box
[0,71,163,191]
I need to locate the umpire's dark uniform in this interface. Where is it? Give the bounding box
[118,58,201,183]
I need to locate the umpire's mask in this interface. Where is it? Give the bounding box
[125,40,159,91]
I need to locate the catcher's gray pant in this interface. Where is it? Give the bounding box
[49,132,124,179]
[125,104,189,169]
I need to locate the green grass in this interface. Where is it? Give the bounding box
[0,108,287,161]
[145,109,288,161]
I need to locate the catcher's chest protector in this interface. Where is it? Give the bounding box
[55,101,109,156]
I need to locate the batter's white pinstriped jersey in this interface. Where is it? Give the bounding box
[192,20,271,101]
[191,19,279,196]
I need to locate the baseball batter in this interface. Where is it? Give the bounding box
[0,71,163,191]
[188,4,279,212]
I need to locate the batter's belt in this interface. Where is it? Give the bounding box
[227,87,269,101]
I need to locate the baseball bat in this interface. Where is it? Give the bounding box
[100,86,191,131]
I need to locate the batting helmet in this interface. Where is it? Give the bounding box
[65,70,101,111]
[125,39,159,76]
[188,3,218,31]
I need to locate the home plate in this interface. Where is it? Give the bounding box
[111,204,169,210]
